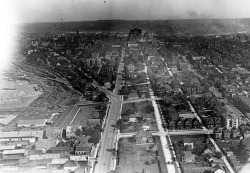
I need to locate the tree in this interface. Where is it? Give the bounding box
[117,119,122,126]
[213,151,222,159]
[75,128,83,137]
[89,131,101,145]
[137,89,142,98]
[143,105,154,113]
[119,140,133,154]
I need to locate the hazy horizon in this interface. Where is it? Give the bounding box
[2,0,250,24]
[14,17,250,25]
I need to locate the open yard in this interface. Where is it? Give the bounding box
[118,138,159,173]
[120,101,157,133]
[71,106,99,127]
[121,83,150,101]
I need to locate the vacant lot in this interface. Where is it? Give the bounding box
[71,106,98,127]
[118,138,159,173]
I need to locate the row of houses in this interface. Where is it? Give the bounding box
[166,118,201,130]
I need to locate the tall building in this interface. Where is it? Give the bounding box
[129,28,142,40]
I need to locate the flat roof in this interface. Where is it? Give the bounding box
[18,118,47,126]
[0,130,44,139]
[0,145,16,151]
[29,153,60,160]
[0,115,17,125]
[3,149,25,155]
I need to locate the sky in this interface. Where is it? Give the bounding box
[0,0,250,73]
[2,0,250,24]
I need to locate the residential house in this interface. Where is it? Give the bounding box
[183,138,194,149]
[214,129,223,140]
[214,117,222,128]
[128,114,138,123]
[192,118,201,129]
[135,130,153,144]
[223,128,231,140]
[184,118,192,129]
[176,119,184,129]
[243,130,250,139]
[168,120,176,130]
[203,117,215,128]
[231,127,241,139]
[127,64,135,72]
[141,121,151,131]
[239,124,250,138]
[226,151,234,158]
[204,146,216,155]
[75,146,92,155]
[143,113,152,121]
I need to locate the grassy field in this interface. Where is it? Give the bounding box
[118,142,159,173]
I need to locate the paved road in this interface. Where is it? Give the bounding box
[93,49,124,173]
[52,105,80,128]
[122,97,162,103]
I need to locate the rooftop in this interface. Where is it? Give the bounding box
[36,138,58,150]
[75,147,92,152]
[18,118,47,126]
[3,149,25,155]
[0,145,16,151]
[0,130,44,139]
[0,115,17,126]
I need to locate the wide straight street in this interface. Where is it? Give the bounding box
[52,105,80,128]
[93,49,124,173]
